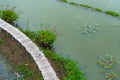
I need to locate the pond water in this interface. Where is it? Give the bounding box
[0,53,17,80]
[1,0,120,80]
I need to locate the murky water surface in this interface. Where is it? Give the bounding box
[1,0,120,80]
[0,53,17,80]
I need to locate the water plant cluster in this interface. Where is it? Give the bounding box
[96,54,120,80]
[105,72,118,80]
[58,0,120,17]
[77,24,100,36]
[96,54,115,69]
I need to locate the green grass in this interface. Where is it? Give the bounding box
[105,10,119,17]
[16,63,33,79]
[35,30,56,49]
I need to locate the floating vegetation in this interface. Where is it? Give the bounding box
[105,72,118,80]
[96,54,116,69]
[58,0,120,18]
[96,54,120,80]
[69,2,77,5]
[94,8,103,12]
[80,4,93,9]
[77,24,100,36]
[105,10,119,17]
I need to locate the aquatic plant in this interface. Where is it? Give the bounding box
[80,4,93,9]
[69,2,77,5]
[0,7,18,24]
[96,54,115,69]
[94,8,102,12]
[77,24,100,36]
[105,10,119,17]
[105,72,118,80]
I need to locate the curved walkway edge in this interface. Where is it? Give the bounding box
[0,18,59,80]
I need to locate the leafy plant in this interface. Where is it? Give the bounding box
[35,30,56,49]
[0,7,18,24]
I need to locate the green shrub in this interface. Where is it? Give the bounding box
[94,8,102,12]
[0,8,18,24]
[18,28,56,49]
[105,10,119,17]
[35,30,56,49]
[16,63,33,78]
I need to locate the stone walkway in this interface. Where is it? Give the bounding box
[0,18,59,80]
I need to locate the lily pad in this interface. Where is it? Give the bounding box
[96,54,115,69]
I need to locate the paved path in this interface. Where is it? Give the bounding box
[0,18,59,80]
